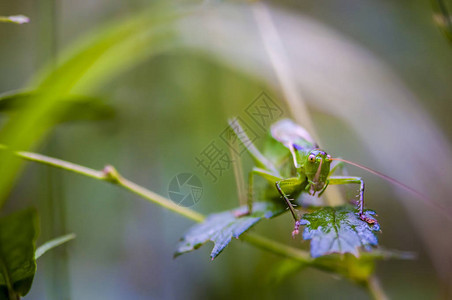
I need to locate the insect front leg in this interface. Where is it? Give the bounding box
[275,177,304,237]
[235,167,282,217]
[328,176,375,224]
[329,160,347,176]
[318,180,329,197]
[228,119,280,175]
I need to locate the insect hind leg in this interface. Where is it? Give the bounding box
[275,177,304,237]
[234,167,282,218]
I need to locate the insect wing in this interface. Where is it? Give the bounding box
[270,119,317,150]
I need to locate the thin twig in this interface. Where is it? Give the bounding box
[251,2,344,207]
[251,2,317,139]
[250,5,387,299]
[229,137,247,206]
[3,146,312,263]
[17,150,204,222]
[366,275,389,300]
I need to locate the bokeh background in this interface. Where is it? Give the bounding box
[1,0,452,299]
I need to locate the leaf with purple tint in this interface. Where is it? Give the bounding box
[300,205,380,258]
[175,201,285,259]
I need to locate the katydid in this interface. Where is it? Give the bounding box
[229,118,377,237]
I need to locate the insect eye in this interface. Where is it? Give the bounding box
[308,154,316,162]
[326,155,332,161]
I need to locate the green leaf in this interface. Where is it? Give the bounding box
[175,201,285,260]
[0,90,115,123]
[300,205,380,258]
[0,15,29,24]
[35,233,76,260]
[431,0,452,43]
[312,252,377,284]
[0,208,39,299]
[267,258,308,285]
[270,248,414,285]
[0,4,178,208]
[311,249,412,284]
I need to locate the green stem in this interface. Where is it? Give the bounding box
[241,234,311,262]
[17,151,204,223]
[5,147,391,300]
[0,258,19,299]
[4,146,392,299]
[6,147,311,263]
[251,2,344,207]
[366,275,388,300]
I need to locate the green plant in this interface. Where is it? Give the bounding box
[1,1,450,299]
[0,143,398,299]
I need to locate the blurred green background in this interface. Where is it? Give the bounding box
[1,0,451,299]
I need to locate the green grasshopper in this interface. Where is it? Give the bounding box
[229,118,376,237]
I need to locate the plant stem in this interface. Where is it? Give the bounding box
[366,275,388,300]
[6,147,312,263]
[16,150,205,223]
[251,1,344,207]
[0,258,19,299]
[241,234,311,262]
[5,146,394,299]
[118,176,204,222]
[6,147,392,300]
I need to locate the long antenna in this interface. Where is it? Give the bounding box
[332,158,452,221]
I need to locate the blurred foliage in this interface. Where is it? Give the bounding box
[431,0,452,43]
[0,15,29,25]
[0,208,38,299]
[0,91,115,123]
[0,209,74,299]
[0,0,451,299]
[0,3,179,207]
[34,234,76,260]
